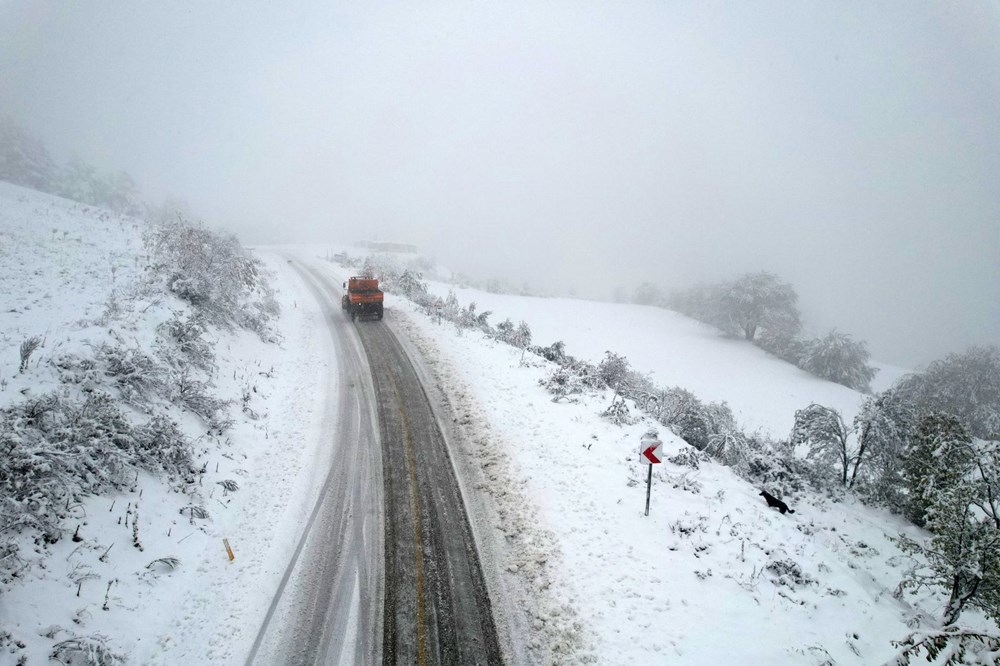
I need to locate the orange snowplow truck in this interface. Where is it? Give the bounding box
[342,277,384,321]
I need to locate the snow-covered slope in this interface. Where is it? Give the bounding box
[0,184,336,664]
[345,265,991,665]
[422,281,914,438]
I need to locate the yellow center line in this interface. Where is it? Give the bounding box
[391,374,427,665]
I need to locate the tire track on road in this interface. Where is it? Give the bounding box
[359,323,501,665]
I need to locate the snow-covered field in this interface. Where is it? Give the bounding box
[1,184,993,665]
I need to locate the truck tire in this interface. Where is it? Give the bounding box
[350,306,356,321]
[377,304,384,320]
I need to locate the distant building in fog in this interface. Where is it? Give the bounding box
[355,240,418,254]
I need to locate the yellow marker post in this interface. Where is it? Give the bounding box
[223,538,235,561]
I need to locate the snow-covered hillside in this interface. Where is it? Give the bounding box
[421,281,910,438]
[0,183,339,664]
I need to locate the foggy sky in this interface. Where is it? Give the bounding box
[1,1,998,367]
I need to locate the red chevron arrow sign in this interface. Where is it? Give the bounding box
[639,436,663,516]
[640,439,663,464]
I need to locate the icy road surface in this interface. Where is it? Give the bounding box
[250,258,500,665]
[246,260,383,665]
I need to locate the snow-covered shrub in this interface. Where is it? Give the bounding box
[531,340,571,365]
[494,318,514,344]
[601,397,635,426]
[180,505,209,524]
[158,311,214,370]
[170,370,229,427]
[455,302,493,334]
[766,558,816,588]
[743,439,806,495]
[889,628,1000,665]
[132,415,193,477]
[0,391,195,559]
[669,473,703,495]
[704,429,751,471]
[145,216,279,340]
[52,353,101,389]
[493,319,532,350]
[667,447,709,469]
[597,351,632,393]
[656,388,714,450]
[0,539,22,583]
[96,343,167,407]
[669,515,708,537]
[19,335,42,373]
[541,366,585,403]
[50,633,125,666]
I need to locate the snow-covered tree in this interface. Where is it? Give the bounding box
[632,281,664,306]
[495,318,514,341]
[902,413,975,527]
[889,628,1000,665]
[395,270,428,299]
[0,116,57,192]
[103,170,142,215]
[895,439,1000,625]
[756,329,808,366]
[667,282,725,327]
[597,351,632,394]
[894,346,1000,441]
[511,321,532,349]
[791,403,852,485]
[851,389,916,499]
[56,156,107,206]
[719,271,801,342]
[792,392,916,493]
[495,319,532,351]
[798,330,879,393]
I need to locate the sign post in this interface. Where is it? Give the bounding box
[639,434,663,516]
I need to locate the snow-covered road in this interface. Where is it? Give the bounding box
[246,258,384,665]
[249,254,501,664]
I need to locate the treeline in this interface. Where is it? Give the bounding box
[0,115,143,214]
[638,271,878,393]
[792,346,1000,626]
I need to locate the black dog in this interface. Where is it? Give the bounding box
[760,490,794,514]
